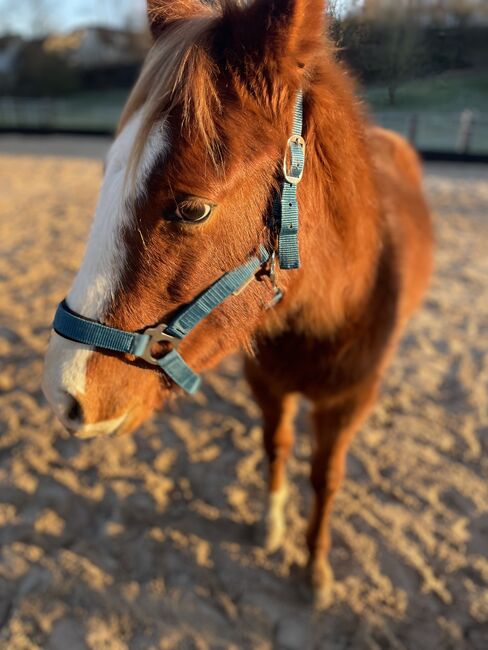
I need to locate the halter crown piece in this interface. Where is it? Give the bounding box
[53,91,305,394]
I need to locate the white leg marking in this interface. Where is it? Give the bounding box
[265,483,288,552]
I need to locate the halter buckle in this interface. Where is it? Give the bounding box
[283,135,306,185]
[139,325,180,366]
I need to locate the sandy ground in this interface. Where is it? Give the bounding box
[0,154,487,650]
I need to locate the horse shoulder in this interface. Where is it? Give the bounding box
[367,126,434,322]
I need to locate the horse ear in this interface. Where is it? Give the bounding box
[146,0,208,39]
[222,0,327,69]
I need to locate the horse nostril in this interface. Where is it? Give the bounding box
[64,393,84,426]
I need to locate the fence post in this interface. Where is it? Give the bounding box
[457,109,475,154]
[12,97,18,128]
[407,113,419,147]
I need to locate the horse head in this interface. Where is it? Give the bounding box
[42,0,326,437]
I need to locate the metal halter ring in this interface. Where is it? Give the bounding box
[283,135,306,185]
[139,325,180,365]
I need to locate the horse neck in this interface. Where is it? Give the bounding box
[280,60,382,334]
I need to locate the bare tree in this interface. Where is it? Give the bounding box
[327,0,362,19]
[120,0,150,33]
[1,0,54,37]
[410,0,485,26]
[25,0,51,36]
[370,5,424,105]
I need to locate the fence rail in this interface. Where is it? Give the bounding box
[1,98,488,157]
[375,110,488,156]
[0,97,121,133]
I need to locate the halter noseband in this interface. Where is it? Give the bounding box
[52,91,305,394]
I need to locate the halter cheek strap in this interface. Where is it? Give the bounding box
[278,94,305,269]
[52,91,305,394]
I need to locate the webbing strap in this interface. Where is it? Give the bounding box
[54,301,142,355]
[279,180,300,269]
[166,247,269,338]
[291,90,304,136]
[53,247,270,395]
[278,90,304,270]
[52,92,305,395]
[157,349,201,394]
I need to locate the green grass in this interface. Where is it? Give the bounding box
[366,70,488,113]
[361,71,488,153]
[363,72,488,154]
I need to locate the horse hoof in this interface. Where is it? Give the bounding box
[313,581,334,610]
[310,559,334,610]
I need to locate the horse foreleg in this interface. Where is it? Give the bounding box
[308,380,379,605]
[245,359,297,552]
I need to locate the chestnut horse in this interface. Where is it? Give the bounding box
[43,0,433,601]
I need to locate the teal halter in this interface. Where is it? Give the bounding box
[53,91,305,394]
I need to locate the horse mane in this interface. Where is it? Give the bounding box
[119,17,221,179]
[119,2,256,178]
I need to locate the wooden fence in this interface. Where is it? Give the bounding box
[1,98,487,158]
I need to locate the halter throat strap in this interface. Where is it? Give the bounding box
[52,91,305,394]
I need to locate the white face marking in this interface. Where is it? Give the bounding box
[43,111,169,429]
[70,111,168,318]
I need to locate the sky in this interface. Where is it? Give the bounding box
[0,0,355,37]
[0,0,148,36]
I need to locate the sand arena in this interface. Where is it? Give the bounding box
[0,154,487,649]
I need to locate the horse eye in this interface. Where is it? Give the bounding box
[175,202,213,223]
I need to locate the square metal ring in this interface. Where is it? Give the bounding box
[140,325,180,365]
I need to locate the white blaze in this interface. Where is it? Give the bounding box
[43,111,169,430]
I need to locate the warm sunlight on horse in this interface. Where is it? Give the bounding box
[43,0,433,603]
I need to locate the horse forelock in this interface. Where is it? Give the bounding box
[119,16,223,185]
[119,0,314,187]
